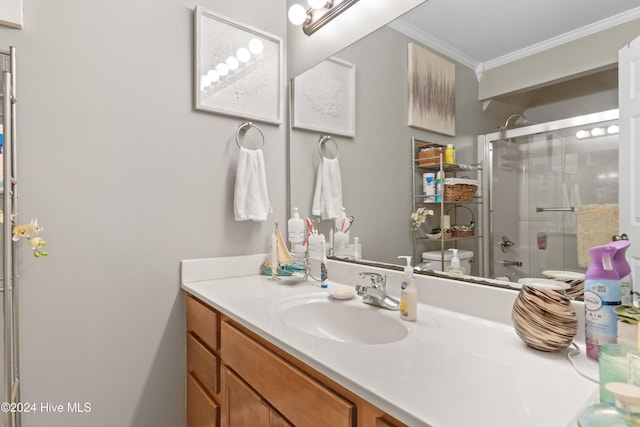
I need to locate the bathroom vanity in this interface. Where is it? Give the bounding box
[181,255,598,427]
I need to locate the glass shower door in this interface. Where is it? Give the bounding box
[486,111,619,281]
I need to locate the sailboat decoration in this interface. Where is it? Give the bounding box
[261,220,301,278]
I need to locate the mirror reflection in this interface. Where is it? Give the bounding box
[288,6,623,288]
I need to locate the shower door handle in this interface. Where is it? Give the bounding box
[498,260,523,267]
[536,207,576,212]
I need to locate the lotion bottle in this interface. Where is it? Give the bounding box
[448,248,464,278]
[398,256,417,322]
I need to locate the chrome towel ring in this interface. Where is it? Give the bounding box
[318,135,339,159]
[236,121,265,150]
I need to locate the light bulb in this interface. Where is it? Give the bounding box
[248,38,264,55]
[215,63,229,77]
[308,0,328,9]
[236,47,250,63]
[226,56,239,71]
[590,127,604,137]
[288,4,307,25]
[607,125,619,134]
[576,130,588,139]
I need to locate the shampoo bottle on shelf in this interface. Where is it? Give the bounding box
[584,243,622,361]
[444,144,455,164]
[398,256,417,322]
[435,171,443,203]
[287,207,305,251]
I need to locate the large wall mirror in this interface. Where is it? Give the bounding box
[287,2,636,287]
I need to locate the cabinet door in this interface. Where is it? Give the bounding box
[220,366,270,427]
[270,411,293,427]
[187,373,219,427]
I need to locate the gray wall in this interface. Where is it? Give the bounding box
[0,0,287,426]
[289,26,504,266]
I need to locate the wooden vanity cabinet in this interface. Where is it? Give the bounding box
[186,292,406,427]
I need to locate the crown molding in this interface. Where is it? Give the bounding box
[482,6,640,71]
[387,19,480,70]
[391,5,640,80]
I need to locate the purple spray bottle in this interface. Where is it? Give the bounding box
[584,243,622,361]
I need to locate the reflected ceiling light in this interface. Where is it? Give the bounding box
[236,47,251,63]
[215,63,229,77]
[576,130,589,139]
[248,38,264,55]
[607,125,619,134]
[590,127,604,137]
[288,0,360,36]
[226,56,240,71]
[206,69,219,82]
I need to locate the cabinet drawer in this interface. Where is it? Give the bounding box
[187,294,219,351]
[187,372,219,427]
[221,321,355,427]
[187,332,219,396]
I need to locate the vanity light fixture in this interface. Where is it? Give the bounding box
[288,0,360,36]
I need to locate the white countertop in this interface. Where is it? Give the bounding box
[181,255,598,427]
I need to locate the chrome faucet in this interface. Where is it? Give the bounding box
[355,272,400,311]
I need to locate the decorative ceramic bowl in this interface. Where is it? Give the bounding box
[512,284,577,351]
[426,232,441,240]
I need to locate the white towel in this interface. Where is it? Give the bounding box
[312,157,343,219]
[234,147,272,221]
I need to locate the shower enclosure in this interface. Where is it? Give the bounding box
[480,109,619,281]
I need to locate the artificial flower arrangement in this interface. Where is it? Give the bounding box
[0,211,48,257]
[410,207,434,231]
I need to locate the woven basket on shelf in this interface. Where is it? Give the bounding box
[417,148,442,167]
[446,205,475,238]
[444,178,478,202]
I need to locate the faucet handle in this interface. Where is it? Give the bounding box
[358,272,386,289]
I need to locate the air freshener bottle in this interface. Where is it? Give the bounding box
[585,243,622,361]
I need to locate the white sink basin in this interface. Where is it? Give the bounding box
[272,293,409,345]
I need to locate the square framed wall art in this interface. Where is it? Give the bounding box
[292,57,356,137]
[194,6,284,125]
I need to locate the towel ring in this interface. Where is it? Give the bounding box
[318,135,339,159]
[236,122,265,150]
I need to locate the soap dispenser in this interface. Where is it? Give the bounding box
[398,256,417,322]
[448,248,464,278]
